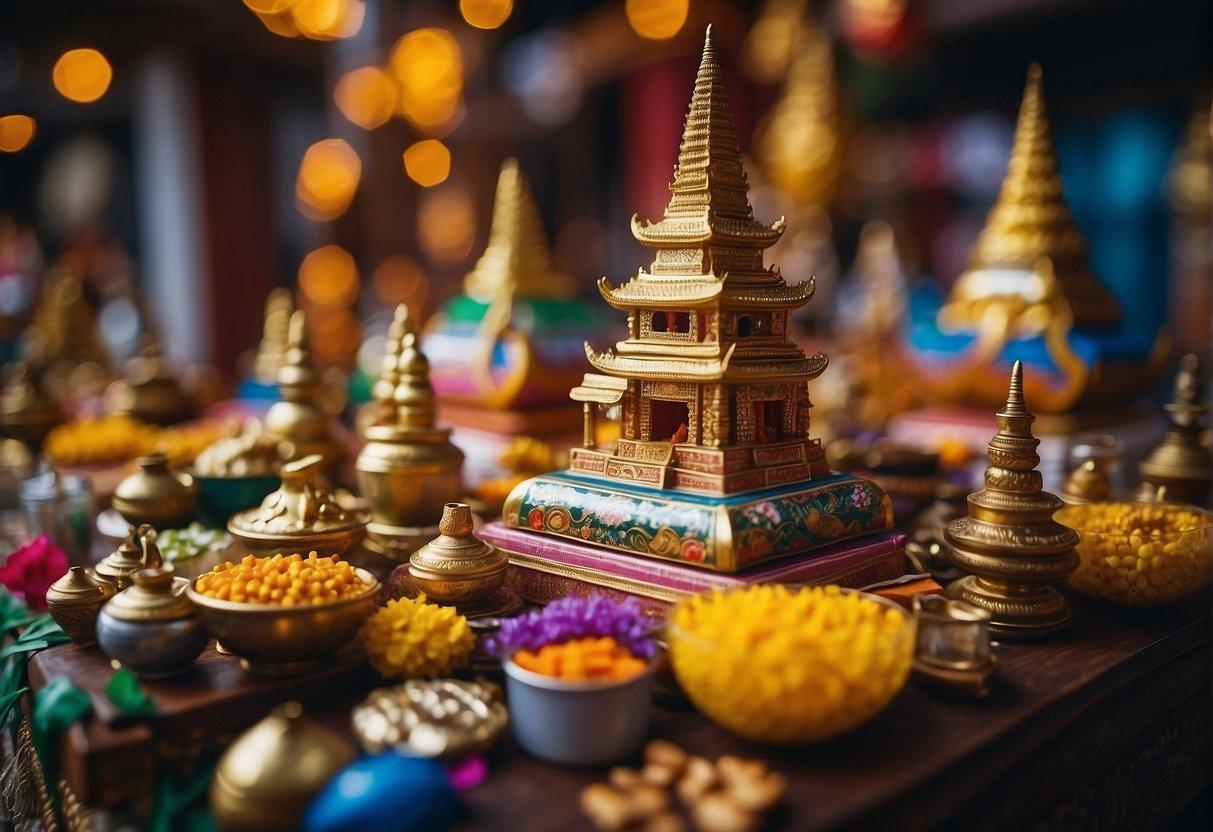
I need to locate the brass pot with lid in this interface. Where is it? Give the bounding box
[95,523,164,590]
[211,700,355,832]
[112,454,198,528]
[96,565,207,678]
[46,566,117,646]
[402,502,519,617]
[227,454,368,556]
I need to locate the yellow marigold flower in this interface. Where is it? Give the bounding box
[359,593,475,679]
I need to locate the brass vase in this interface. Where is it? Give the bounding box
[95,524,165,590]
[46,566,117,646]
[356,304,464,560]
[945,362,1080,639]
[112,453,198,528]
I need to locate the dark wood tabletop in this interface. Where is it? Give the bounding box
[28,593,1211,831]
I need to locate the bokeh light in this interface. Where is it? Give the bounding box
[0,115,35,153]
[296,138,361,221]
[418,186,476,264]
[460,0,514,30]
[372,254,429,309]
[625,0,690,41]
[334,66,397,130]
[52,48,113,104]
[298,244,360,307]
[242,0,296,12]
[402,140,452,188]
[308,307,362,366]
[253,9,303,38]
[390,28,463,133]
[293,0,365,41]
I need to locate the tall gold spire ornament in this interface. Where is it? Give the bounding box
[356,304,464,560]
[462,158,573,305]
[1138,354,1211,506]
[945,361,1080,639]
[265,310,344,475]
[940,64,1122,338]
[753,4,845,214]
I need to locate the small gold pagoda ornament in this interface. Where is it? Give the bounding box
[356,304,464,559]
[945,362,1080,639]
[265,310,344,474]
[1138,354,1211,506]
[0,359,64,449]
[107,333,192,425]
[252,288,294,385]
[405,502,519,618]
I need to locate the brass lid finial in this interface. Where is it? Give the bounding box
[464,160,573,303]
[279,309,319,399]
[373,303,410,403]
[392,305,437,430]
[1139,353,1211,504]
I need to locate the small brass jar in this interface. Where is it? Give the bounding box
[211,701,355,832]
[112,454,198,529]
[403,502,519,617]
[46,566,116,646]
[95,524,164,590]
[96,565,206,678]
[227,454,368,557]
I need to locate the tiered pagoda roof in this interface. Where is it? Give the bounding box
[588,25,825,385]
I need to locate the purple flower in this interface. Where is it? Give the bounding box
[486,594,655,660]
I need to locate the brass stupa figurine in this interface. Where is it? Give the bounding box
[945,362,1080,639]
[252,288,294,385]
[403,502,519,617]
[265,310,344,474]
[0,359,64,449]
[1138,354,1211,506]
[27,271,109,369]
[106,332,192,425]
[356,304,464,559]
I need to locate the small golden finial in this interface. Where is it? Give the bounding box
[945,363,1080,639]
[754,3,845,212]
[372,303,410,403]
[392,305,438,430]
[463,159,573,303]
[941,64,1122,334]
[1139,353,1211,505]
[1062,459,1111,504]
[265,309,343,472]
[252,288,294,384]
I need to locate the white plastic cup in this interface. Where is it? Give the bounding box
[503,658,657,766]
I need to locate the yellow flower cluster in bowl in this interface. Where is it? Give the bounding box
[45,415,161,466]
[668,585,913,743]
[359,594,475,679]
[1057,502,1213,606]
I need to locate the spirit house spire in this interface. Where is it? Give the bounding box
[941,64,1122,333]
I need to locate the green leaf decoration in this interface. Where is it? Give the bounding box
[105,668,157,718]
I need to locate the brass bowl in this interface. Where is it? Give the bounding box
[226,510,368,558]
[186,568,380,676]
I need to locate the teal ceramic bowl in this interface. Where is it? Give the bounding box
[193,474,280,527]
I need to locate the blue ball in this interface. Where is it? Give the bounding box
[302,753,458,832]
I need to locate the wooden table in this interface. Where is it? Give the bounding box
[26,594,1211,831]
